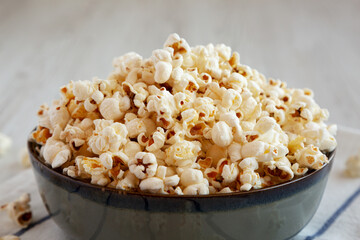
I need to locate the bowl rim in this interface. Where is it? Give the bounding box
[28,136,336,199]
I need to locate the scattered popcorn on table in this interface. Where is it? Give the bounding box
[0,193,32,228]
[345,150,360,178]
[0,133,12,156]
[19,147,31,168]
[32,33,337,195]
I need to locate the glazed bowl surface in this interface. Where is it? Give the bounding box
[28,138,336,240]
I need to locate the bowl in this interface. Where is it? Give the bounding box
[28,136,336,240]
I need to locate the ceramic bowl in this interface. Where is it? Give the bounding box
[28,137,336,240]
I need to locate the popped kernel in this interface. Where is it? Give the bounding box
[128,152,158,180]
[0,133,12,156]
[211,121,233,147]
[345,150,360,178]
[20,147,31,168]
[33,33,336,194]
[139,177,165,194]
[0,193,32,228]
[42,137,71,168]
[295,145,328,169]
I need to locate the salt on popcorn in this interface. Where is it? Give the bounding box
[32,33,337,195]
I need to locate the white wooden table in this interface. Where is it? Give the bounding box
[0,1,360,238]
[1,0,359,183]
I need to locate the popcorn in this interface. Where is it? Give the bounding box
[239,169,261,191]
[237,157,262,191]
[123,141,141,159]
[112,52,142,77]
[147,86,177,128]
[20,147,31,168]
[146,127,166,152]
[0,133,12,156]
[241,141,267,159]
[239,157,259,171]
[33,33,336,194]
[206,144,227,166]
[67,99,91,120]
[151,49,172,63]
[77,156,107,176]
[183,182,209,195]
[73,80,95,101]
[263,157,294,181]
[116,171,139,191]
[128,152,158,179]
[193,97,216,122]
[221,88,242,111]
[99,93,130,121]
[164,175,180,187]
[125,117,147,138]
[87,120,128,154]
[220,160,239,185]
[49,103,71,130]
[228,143,242,162]
[0,193,32,228]
[164,33,191,55]
[37,104,51,129]
[211,121,233,147]
[345,150,360,178]
[301,122,337,152]
[197,157,213,169]
[42,137,71,168]
[291,163,308,176]
[295,145,328,170]
[139,177,165,194]
[165,140,201,167]
[154,61,172,84]
[91,173,110,186]
[180,168,204,187]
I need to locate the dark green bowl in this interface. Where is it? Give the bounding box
[28,138,335,240]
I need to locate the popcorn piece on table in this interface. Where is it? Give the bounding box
[345,150,360,178]
[0,193,32,228]
[19,147,31,168]
[0,133,12,156]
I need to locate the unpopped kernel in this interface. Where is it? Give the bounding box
[33,33,337,195]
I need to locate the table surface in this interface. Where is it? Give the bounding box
[0,2,360,239]
[0,0,359,176]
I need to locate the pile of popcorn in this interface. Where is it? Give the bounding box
[32,33,337,195]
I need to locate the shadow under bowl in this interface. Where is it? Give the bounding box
[28,138,336,240]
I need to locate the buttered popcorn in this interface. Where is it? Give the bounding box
[32,33,337,195]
